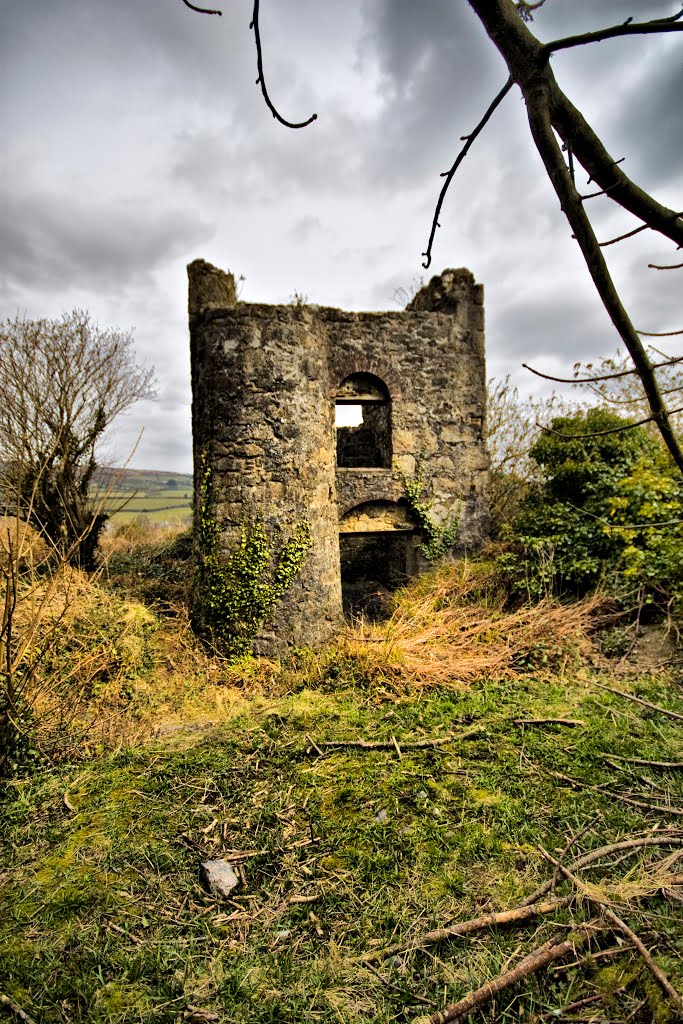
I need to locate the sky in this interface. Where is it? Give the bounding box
[1,0,681,473]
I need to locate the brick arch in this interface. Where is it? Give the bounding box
[338,492,408,520]
[330,358,403,400]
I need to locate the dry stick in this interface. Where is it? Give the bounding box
[550,814,601,895]
[512,718,585,727]
[537,991,606,1020]
[549,769,683,817]
[607,754,683,770]
[314,726,484,752]
[361,897,572,963]
[424,923,599,1024]
[538,847,683,1014]
[590,681,683,721]
[520,833,683,906]
[0,994,38,1024]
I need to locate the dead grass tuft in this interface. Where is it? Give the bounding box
[342,559,602,685]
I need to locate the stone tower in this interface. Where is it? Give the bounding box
[188,260,489,654]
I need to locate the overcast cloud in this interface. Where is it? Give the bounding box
[1,0,681,471]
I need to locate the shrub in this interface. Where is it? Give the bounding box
[502,408,683,610]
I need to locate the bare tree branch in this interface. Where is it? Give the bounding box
[180,0,222,15]
[250,0,316,129]
[599,223,651,247]
[422,76,513,269]
[542,407,683,439]
[523,356,683,386]
[543,7,683,56]
[650,261,683,270]
[638,328,683,337]
[521,77,683,470]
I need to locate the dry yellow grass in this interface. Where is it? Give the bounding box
[342,559,601,685]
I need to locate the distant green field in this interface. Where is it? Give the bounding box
[101,469,194,525]
[111,506,192,525]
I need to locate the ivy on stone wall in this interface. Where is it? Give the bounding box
[401,460,460,562]
[196,454,312,659]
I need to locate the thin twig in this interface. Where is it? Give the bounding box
[311,726,484,752]
[549,770,683,817]
[551,815,601,895]
[590,681,683,721]
[521,833,683,906]
[649,261,683,270]
[422,77,513,268]
[250,0,316,129]
[180,0,222,14]
[606,754,683,770]
[363,960,436,1008]
[543,7,683,55]
[0,995,38,1024]
[539,847,683,1014]
[523,354,683,386]
[512,718,585,727]
[361,896,572,963]
[542,406,683,439]
[637,328,683,337]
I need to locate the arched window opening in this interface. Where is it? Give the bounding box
[339,500,418,619]
[335,373,392,469]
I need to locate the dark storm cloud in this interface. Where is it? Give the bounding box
[359,0,503,184]
[612,55,683,190]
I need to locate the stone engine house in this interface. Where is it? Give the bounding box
[189,260,489,653]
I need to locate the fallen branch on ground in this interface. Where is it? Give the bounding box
[423,923,599,1024]
[361,896,572,963]
[539,846,683,1014]
[512,718,585,727]
[521,831,683,906]
[0,994,38,1024]
[549,770,683,817]
[590,681,683,721]
[308,726,484,753]
[606,754,683,770]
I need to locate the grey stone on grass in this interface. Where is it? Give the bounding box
[199,859,239,898]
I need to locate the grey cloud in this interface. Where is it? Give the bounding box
[0,183,214,293]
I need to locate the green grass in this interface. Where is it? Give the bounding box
[2,670,682,1023]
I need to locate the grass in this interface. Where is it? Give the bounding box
[1,536,682,1023]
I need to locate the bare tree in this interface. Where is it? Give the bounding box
[0,310,155,569]
[487,376,576,533]
[182,0,683,470]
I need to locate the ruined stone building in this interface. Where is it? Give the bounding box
[188,260,489,653]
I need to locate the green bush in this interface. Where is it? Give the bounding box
[501,408,683,610]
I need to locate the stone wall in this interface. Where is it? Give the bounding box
[189,260,489,654]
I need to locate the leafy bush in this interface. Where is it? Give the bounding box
[501,408,683,610]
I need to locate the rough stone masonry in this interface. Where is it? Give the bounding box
[188,260,490,654]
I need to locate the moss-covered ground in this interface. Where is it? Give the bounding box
[2,664,682,1023]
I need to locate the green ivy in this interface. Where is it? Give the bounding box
[195,454,312,660]
[401,460,460,562]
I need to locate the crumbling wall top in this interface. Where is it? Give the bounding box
[188,259,237,320]
[406,268,480,314]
